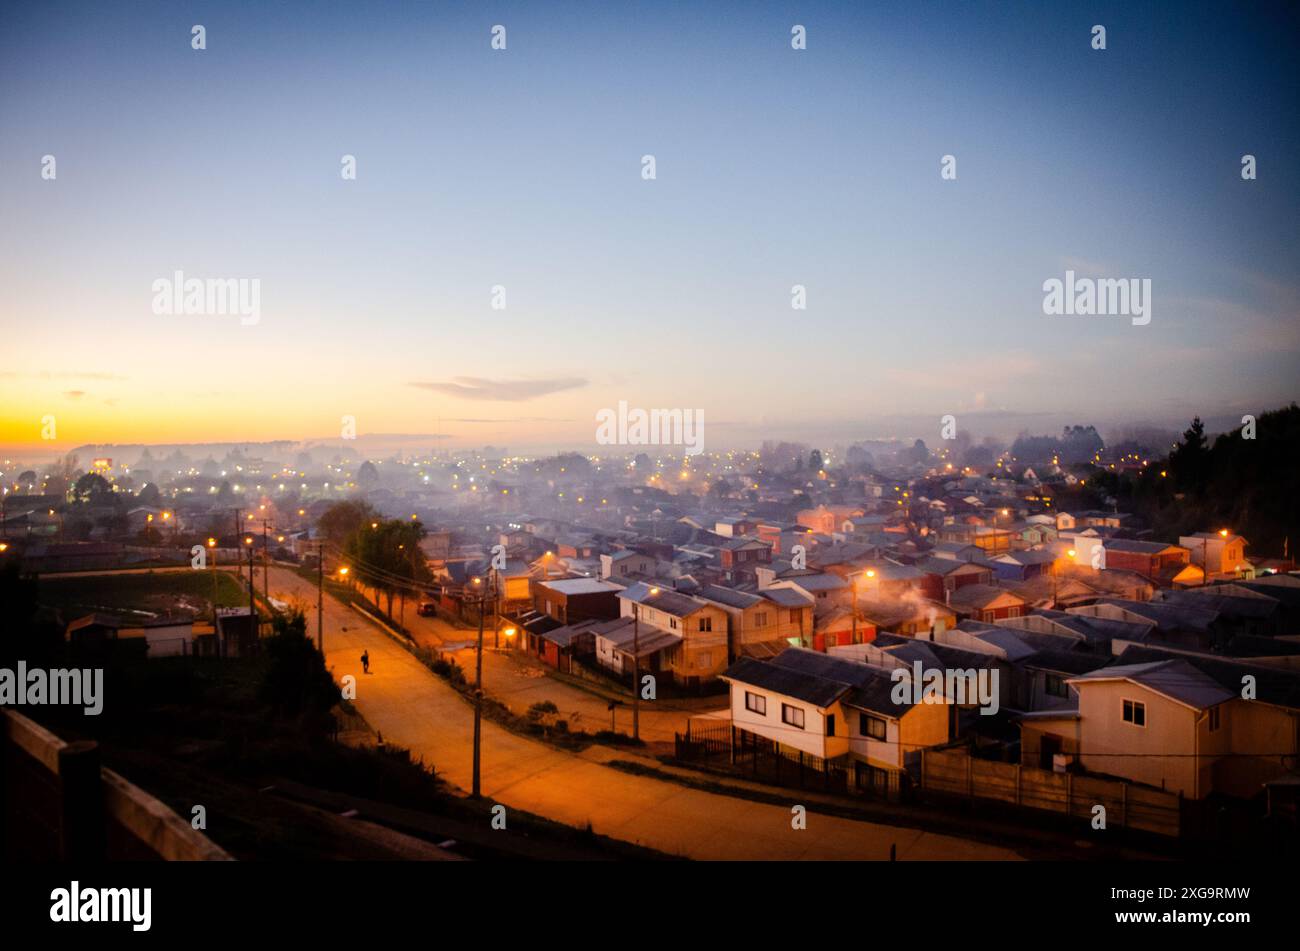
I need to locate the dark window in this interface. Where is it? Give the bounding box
[1208,706,1220,732]
[860,713,887,740]
[826,714,836,737]
[1122,699,1146,727]
[1045,674,1068,698]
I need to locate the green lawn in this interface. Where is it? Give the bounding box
[37,570,249,621]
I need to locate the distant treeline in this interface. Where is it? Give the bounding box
[1090,404,1299,558]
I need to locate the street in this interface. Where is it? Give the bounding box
[265,565,1022,860]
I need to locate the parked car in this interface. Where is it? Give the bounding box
[417,601,437,617]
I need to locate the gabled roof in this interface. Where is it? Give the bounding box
[761,586,815,608]
[948,584,1025,610]
[1114,644,1300,710]
[618,581,708,617]
[722,647,899,711]
[1071,659,1235,711]
[721,655,855,708]
[696,584,763,609]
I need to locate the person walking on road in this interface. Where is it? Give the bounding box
[361,650,370,674]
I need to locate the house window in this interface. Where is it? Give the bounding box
[826,714,836,737]
[745,691,766,715]
[755,611,769,627]
[697,651,712,669]
[782,704,805,730]
[1045,674,1068,698]
[669,617,678,630]
[699,616,712,633]
[1208,706,1220,732]
[860,713,887,740]
[1122,699,1146,727]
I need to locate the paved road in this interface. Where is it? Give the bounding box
[265,566,1021,860]
[364,586,708,746]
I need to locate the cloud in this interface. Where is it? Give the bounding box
[63,390,86,399]
[0,371,127,381]
[410,377,587,402]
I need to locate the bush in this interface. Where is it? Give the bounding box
[527,700,560,721]
[259,609,338,723]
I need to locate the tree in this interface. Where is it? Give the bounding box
[259,609,338,721]
[1168,417,1209,489]
[344,517,428,620]
[318,499,377,544]
[137,482,161,506]
[73,472,111,504]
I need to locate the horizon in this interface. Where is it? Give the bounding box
[3,0,1298,454]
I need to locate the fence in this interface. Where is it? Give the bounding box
[675,720,851,795]
[921,747,1182,837]
[1,709,232,861]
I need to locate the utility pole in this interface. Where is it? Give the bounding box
[262,518,269,604]
[246,539,255,639]
[317,541,324,653]
[471,575,489,798]
[851,574,858,646]
[632,601,640,742]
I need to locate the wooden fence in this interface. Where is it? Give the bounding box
[1,709,232,861]
[921,747,1181,837]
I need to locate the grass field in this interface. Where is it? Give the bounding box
[37,570,249,621]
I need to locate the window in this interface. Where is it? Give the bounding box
[1122,699,1146,727]
[755,611,769,627]
[745,691,766,715]
[697,651,712,669]
[1208,706,1221,732]
[860,713,887,740]
[669,617,678,630]
[1045,674,1068,698]
[826,714,836,737]
[782,704,805,729]
[698,616,712,633]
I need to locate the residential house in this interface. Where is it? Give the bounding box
[618,583,730,686]
[532,577,622,625]
[1180,532,1252,580]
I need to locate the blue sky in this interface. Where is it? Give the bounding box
[1,0,1296,452]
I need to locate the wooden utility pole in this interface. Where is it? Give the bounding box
[262,519,269,604]
[317,542,324,653]
[471,576,490,798]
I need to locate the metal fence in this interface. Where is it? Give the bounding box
[675,720,850,795]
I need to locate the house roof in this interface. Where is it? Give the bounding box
[618,581,708,617]
[591,616,682,656]
[1114,645,1300,711]
[722,656,853,708]
[1071,659,1235,710]
[537,578,622,596]
[539,618,603,648]
[948,584,1025,610]
[696,584,764,609]
[761,587,815,608]
[1104,539,1184,555]
[723,647,897,710]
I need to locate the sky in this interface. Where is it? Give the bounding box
[1,0,1297,459]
